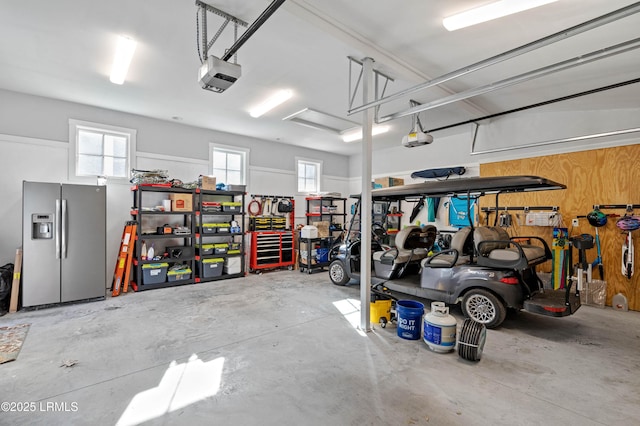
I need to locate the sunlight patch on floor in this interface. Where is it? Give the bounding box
[333,298,367,336]
[116,354,224,426]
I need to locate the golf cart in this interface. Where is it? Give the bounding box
[328,175,581,328]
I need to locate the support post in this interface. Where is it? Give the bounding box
[360,57,374,332]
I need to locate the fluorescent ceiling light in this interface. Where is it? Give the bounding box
[110,35,137,85]
[282,108,358,133]
[443,0,557,31]
[249,89,293,118]
[341,125,390,143]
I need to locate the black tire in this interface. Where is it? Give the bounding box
[461,289,507,329]
[380,317,387,328]
[329,259,350,286]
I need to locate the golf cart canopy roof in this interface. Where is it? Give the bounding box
[352,175,566,201]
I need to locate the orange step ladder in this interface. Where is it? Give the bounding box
[111,221,138,297]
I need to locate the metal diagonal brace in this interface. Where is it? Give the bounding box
[347,56,394,120]
[196,0,248,61]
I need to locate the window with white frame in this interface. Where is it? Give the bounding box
[297,159,321,193]
[69,119,136,180]
[211,145,247,185]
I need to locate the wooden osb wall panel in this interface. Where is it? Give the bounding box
[480,144,640,311]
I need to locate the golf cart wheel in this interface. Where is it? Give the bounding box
[461,289,506,329]
[329,259,350,286]
[458,318,487,362]
[380,317,387,328]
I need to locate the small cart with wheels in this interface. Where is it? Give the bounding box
[370,285,397,328]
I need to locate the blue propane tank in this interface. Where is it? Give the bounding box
[423,302,457,353]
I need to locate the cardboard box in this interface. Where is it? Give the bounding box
[374,177,404,188]
[299,241,317,265]
[169,193,192,211]
[200,175,217,190]
[312,221,330,238]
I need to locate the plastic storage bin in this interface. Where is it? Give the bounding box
[213,243,228,254]
[202,223,218,234]
[167,268,192,282]
[200,258,224,278]
[142,263,168,284]
[201,201,222,212]
[196,244,214,255]
[222,201,242,212]
[215,223,231,233]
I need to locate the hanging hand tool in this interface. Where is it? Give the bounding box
[409,196,425,223]
[616,211,640,279]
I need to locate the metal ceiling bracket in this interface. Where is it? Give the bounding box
[196,1,249,26]
[347,56,394,114]
[196,0,248,62]
[470,122,480,153]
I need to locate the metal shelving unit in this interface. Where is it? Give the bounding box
[130,185,195,291]
[194,189,246,282]
[305,196,347,237]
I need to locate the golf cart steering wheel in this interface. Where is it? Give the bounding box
[372,222,387,243]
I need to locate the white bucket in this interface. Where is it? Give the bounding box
[423,302,457,353]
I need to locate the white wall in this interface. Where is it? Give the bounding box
[0,90,351,288]
[349,107,640,179]
[0,89,350,177]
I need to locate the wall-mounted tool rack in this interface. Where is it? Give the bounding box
[592,204,640,210]
[247,194,296,272]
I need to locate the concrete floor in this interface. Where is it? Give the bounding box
[2,270,640,425]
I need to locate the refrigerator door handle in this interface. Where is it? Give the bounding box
[55,199,61,259]
[62,199,68,258]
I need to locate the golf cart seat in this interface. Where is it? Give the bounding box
[475,226,551,270]
[422,227,474,268]
[372,225,433,279]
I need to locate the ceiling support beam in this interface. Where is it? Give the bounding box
[470,127,640,156]
[427,77,640,134]
[377,36,640,123]
[348,2,640,116]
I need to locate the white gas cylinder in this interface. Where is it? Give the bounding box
[423,302,457,353]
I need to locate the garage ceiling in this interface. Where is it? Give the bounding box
[0,0,638,156]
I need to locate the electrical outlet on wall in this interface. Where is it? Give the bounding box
[572,218,580,227]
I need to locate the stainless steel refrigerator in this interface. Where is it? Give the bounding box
[22,181,106,307]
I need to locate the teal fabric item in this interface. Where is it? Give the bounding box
[426,198,436,222]
[449,197,475,228]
